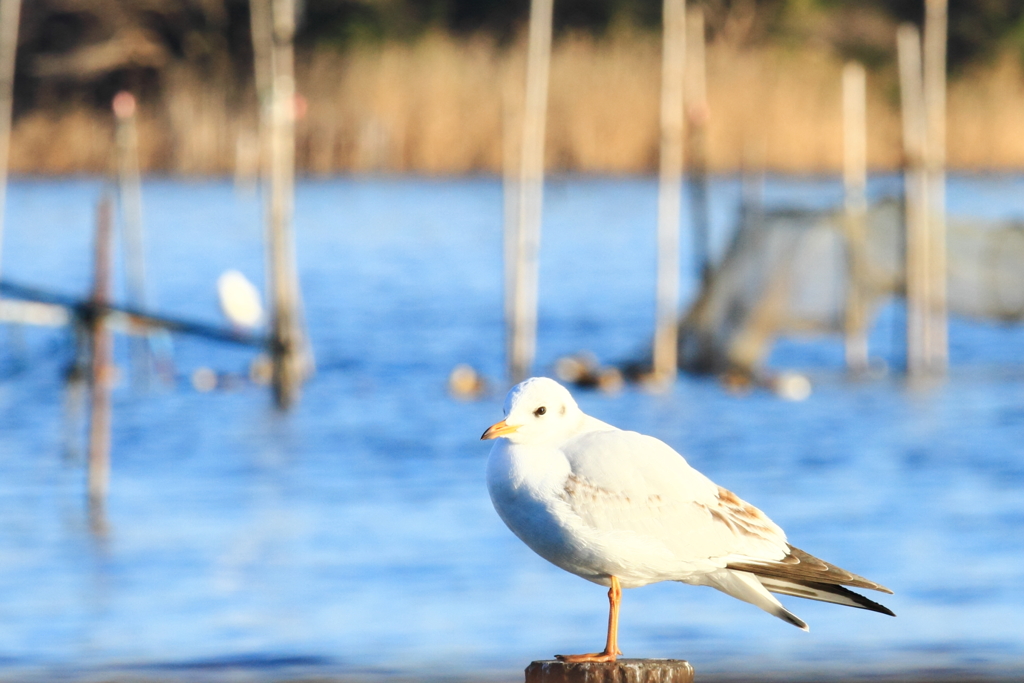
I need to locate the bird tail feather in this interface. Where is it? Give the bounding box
[698,569,809,631]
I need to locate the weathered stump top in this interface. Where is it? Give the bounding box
[526,659,694,683]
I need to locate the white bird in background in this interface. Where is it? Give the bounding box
[217,270,264,330]
[482,377,894,663]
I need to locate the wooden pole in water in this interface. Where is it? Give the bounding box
[923,0,948,373]
[685,6,710,289]
[0,0,21,285]
[897,24,928,378]
[255,0,312,409]
[503,84,520,352]
[653,0,686,385]
[526,660,694,683]
[842,61,869,373]
[113,91,152,386]
[508,0,553,384]
[249,0,272,188]
[88,196,114,505]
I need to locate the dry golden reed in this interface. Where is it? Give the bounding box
[7,31,1024,175]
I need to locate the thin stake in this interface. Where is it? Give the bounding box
[509,0,553,384]
[502,83,520,347]
[842,62,869,372]
[255,0,312,409]
[113,92,152,386]
[923,0,948,373]
[88,197,114,504]
[897,24,928,378]
[249,0,272,189]
[685,5,710,288]
[0,0,21,284]
[653,0,686,384]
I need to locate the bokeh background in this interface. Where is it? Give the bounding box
[1,2,1024,682]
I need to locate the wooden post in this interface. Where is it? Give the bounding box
[508,0,553,384]
[254,0,312,409]
[685,6,710,289]
[842,61,869,373]
[526,660,694,683]
[653,0,686,385]
[88,197,114,505]
[113,91,152,386]
[503,83,520,357]
[249,0,272,188]
[897,24,928,378]
[0,0,21,284]
[923,0,948,373]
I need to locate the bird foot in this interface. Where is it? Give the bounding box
[555,651,618,663]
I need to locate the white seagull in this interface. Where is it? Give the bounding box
[482,377,894,663]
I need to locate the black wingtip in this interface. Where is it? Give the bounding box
[876,603,897,617]
[841,584,896,616]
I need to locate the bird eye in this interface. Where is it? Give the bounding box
[534,406,547,417]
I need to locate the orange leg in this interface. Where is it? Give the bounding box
[556,576,623,663]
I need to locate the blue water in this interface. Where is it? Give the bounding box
[1,175,1024,680]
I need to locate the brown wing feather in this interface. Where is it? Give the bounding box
[727,544,894,594]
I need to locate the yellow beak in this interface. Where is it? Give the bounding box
[481,419,520,440]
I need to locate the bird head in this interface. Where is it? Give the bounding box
[481,377,583,445]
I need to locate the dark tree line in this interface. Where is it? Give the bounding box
[9,0,1024,116]
[300,0,1024,68]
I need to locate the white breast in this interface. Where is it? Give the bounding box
[486,436,705,587]
[487,426,790,588]
[487,440,626,580]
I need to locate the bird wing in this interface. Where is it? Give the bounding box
[558,428,791,570]
[727,544,894,610]
[557,428,895,622]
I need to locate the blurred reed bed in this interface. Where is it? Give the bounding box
[7,31,1024,175]
[946,53,1024,170]
[298,33,508,174]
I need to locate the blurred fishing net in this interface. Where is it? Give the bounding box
[677,200,1024,373]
